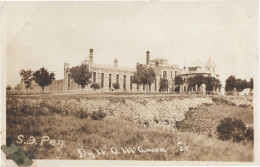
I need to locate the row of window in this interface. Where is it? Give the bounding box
[92,72,158,91]
[163,70,177,78]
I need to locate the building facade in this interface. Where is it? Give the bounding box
[16,49,220,94]
[178,57,220,94]
[64,49,180,93]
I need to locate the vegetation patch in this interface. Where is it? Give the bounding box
[238,104,251,108]
[212,97,236,106]
[217,117,254,143]
[91,108,107,120]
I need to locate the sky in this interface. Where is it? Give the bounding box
[2,1,258,87]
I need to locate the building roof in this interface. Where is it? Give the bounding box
[206,56,216,67]
[150,57,168,62]
[91,63,135,72]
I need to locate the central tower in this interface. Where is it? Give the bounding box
[89,49,94,63]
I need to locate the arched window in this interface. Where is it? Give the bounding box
[93,72,96,83]
[123,75,126,90]
[116,74,119,83]
[109,74,112,88]
[163,71,167,78]
[130,76,133,89]
[101,73,104,88]
[155,78,157,91]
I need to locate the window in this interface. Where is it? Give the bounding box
[116,74,119,83]
[171,71,173,78]
[155,79,157,91]
[184,78,186,83]
[68,75,70,87]
[130,76,133,89]
[143,84,145,90]
[137,84,139,90]
[184,86,186,92]
[93,72,96,83]
[163,71,167,78]
[109,74,112,88]
[101,73,104,88]
[175,71,177,77]
[123,75,126,90]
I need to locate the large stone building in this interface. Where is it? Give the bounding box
[64,49,180,93]
[16,49,220,94]
[178,56,219,93]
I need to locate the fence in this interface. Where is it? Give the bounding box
[6,90,37,95]
[6,89,223,96]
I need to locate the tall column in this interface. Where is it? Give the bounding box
[64,62,70,93]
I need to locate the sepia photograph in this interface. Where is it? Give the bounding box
[1,0,259,166]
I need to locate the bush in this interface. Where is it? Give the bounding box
[74,108,89,119]
[238,104,250,108]
[90,83,101,90]
[217,117,234,140]
[91,108,106,120]
[244,127,254,141]
[112,82,120,90]
[217,117,251,142]
[212,97,236,106]
[232,119,246,142]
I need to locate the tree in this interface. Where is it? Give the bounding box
[112,82,120,90]
[33,67,55,93]
[213,79,222,91]
[236,79,248,92]
[248,78,253,90]
[205,76,214,91]
[187,77,196,91]
[193,74,206,90]
[70,63,92,89]
[159,78,168,92]
[90,83,100,90]
[174,75,183,91]
[6,85,12,90]
[225,75,236,92]
[20,69,33,90]
[132,63,156,93]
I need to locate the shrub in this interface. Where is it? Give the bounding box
[238,104,250,108]
[90,82,101,90]
[232,119,246,142]
[113,82,120,90]
[74,108,89,119]
[244,127,254,141]
[91,108,106,120]
[212,97,236,106]
[217,117,250,142]
[217,117,234,141]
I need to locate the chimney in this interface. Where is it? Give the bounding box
[114,59,118,67]
[89,49,94,63]
[146,51,150,65]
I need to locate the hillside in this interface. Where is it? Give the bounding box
[6,95,254,161]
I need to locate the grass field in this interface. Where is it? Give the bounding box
[6,94,254,161]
